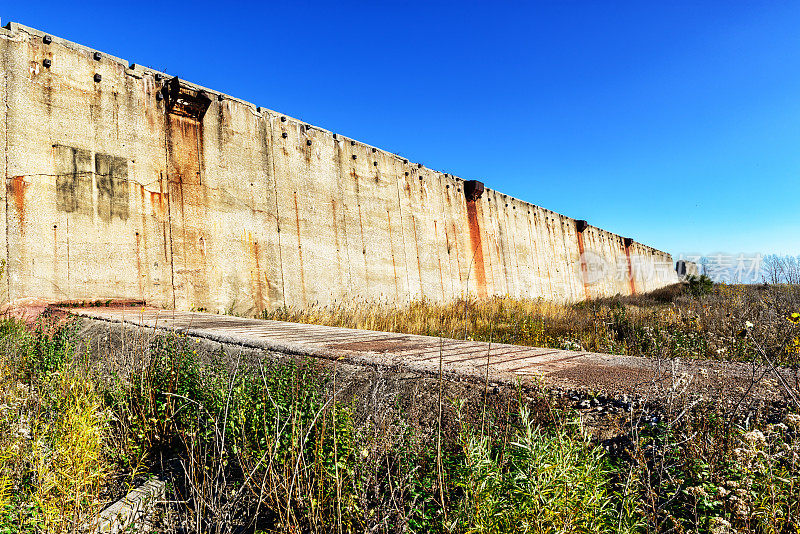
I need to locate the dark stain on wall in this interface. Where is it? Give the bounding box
[53,145,93,215]
[95,153,129,222]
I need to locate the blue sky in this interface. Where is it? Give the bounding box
[4,0,800,259]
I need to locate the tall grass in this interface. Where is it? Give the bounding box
[263,284,800,364]
[0,315,636,533]
[0,317,110,533]
[1,286,798,533]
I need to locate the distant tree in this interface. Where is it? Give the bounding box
[761,254,800,284]
[686,274,714,297]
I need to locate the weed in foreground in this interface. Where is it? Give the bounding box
[0,311,798,533]
[0,317,110,533]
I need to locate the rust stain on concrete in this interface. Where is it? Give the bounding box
[165,87,209,309]
[449,221,463,286]
[0,23,678,311]
[250,235,265,314]
[575,222,590,301]
[465,200,487,299]
[149,192,164,216]
[331,199,343,292]
[135,231,144,296]
[411,216,424,296]
[10,176,28,231]
[434,220,445,300]
[624,237,637,295]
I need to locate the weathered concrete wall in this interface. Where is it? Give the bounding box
[0,22,678,315]
[675,260,700,280]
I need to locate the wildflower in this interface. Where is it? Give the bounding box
[687,485,709,499]
[745,320,754,329]
[786,413,800,429]
[743,430,766,448]
[709,516,732,534]
[768,423,788,433]
[790,312,800,324]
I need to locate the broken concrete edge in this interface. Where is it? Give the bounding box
[84,477,165,534]
[0,298,144,326]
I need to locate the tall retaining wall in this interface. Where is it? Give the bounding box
[0,22,677,315]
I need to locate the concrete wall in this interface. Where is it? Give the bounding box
[0,22,678,315]
[675,260,700,280]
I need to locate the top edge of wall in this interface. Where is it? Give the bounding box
[479,188,673,257]
[0,20,528,202]
[1,21,466,182]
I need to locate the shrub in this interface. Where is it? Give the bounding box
[0,317,109,533]
[454,407,641,533]
[686,274,714,298]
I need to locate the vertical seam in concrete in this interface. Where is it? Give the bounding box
[411,211,423,297]
[393,162,410,302]
[266,117,286,307]
[506,203,521,296]
[292,191,307,306]
[440,188,456,299]
[624,242,636,295]
[561,221,574,300]
[195,123,203,186]
[3,42,9,301]
[539,213,553,297]
[357,202,369,288]
[435,178,455,300]
[163,119,176,310]
[386,208,399,299]
[496,201,509,294]
[486,195,497,295]
[526,213,541,299]
[334,143,352,295]
[351,158,370,291]
[434,220,445,300]
[450,220,462,294]
[430,177,446,300]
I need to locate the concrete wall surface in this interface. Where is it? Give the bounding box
[0,22,678,315]
[675,260,700,280]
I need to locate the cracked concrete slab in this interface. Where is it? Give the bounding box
[60,306,797,400]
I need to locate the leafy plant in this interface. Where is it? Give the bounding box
[686,274,714,298]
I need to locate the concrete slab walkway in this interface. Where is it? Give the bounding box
[61,306,790,395]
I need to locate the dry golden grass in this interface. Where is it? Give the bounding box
[263,283,800,364]
[0,321,111,533]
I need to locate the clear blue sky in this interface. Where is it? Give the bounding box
[4,1,800,259]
